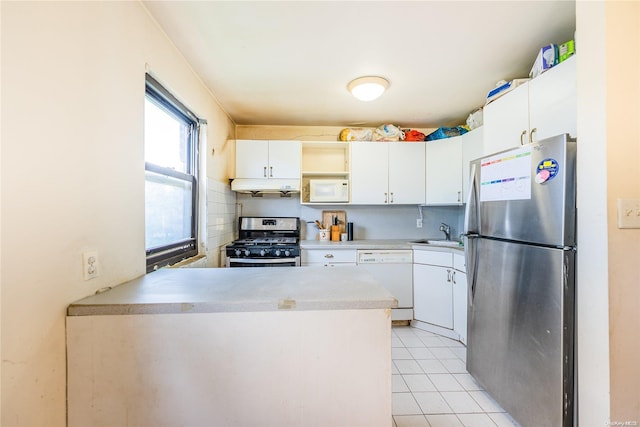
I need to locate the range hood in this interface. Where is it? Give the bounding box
[230,178,300,194]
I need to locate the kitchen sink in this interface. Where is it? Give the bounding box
[411,239,462,248]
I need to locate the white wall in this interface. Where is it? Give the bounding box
[605,1,640,421]
[575,0,611,424]
[205,179,237,266]
[0,2,3,420]
[1,2,235,425]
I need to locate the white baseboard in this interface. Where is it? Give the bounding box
[410,319,462,343]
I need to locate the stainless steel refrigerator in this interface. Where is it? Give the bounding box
[463,134,576,427]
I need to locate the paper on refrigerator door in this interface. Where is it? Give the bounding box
[480,147,532,201]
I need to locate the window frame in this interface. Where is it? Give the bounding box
[144,74,199,272]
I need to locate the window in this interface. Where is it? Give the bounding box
[145,74,199,272]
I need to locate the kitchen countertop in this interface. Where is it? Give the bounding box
[67,267,397,316]
[301,238,464,251]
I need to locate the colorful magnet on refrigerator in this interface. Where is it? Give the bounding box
[535,158,559,183]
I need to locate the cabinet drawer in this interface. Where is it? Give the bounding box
[302,249,356,264]
[304,262,357,268]
[413,249,452,267]
[453,253,466,273]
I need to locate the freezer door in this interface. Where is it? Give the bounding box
[466,238,575,427]
[473,134,576,247]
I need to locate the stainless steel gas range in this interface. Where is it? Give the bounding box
[225,217,301,267]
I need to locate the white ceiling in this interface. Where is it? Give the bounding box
[143,1,576,129]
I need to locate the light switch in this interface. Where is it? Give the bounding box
[617,199,640,229]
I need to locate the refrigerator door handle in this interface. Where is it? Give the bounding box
[464,235,479,305]
[463,161,480,305]
[464,163,479,235]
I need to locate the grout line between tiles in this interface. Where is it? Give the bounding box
[391,326,521,427]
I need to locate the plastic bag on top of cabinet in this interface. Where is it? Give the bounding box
[404,130,426,141]
[425,126,468,141]
[466,108,483,130]
[338,128,373,141]
[373,124,403,141]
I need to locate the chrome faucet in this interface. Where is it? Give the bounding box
[439,223,451,241]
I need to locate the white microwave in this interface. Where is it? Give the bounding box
[309,179,349,203]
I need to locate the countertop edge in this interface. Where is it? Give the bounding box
[67,300,397,316]
[67,268,398,316]
[300,239,464,251]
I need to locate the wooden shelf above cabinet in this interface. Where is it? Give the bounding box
[301,171,349,177]
[301,142,350,175]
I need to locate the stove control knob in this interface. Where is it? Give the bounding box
[275,249,281,256]
[284,250,291,257]
[235,249,242,257]
[243,249,250,257]
[260,249,266,256]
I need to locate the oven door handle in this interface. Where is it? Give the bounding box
[228,258,298,264]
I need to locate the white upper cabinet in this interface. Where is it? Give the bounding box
[425,136,463,204]
[483,55,576,155]
[389,143,426,204]
[528,55,576,142]
[235,140,301,179]
[351,143,388,204]
[236,140,268,179]
[425,127,483,205]
[351,142,425,205]
[483,83,530,155]
[461,127,484,202]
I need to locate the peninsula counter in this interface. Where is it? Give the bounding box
[67,267,396,427]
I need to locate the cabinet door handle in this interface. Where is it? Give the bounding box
[324,254,334,259]
[457,191,461,203]
[390,192,394,203]
[452,271,457,284]
[447,269,452,282]
[520,130,527,146]
[529,127,537,144]
[263,166,267,177]
[384,192,388,204]
[269,166,273,177]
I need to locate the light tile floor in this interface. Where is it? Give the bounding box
[391,326,522,427]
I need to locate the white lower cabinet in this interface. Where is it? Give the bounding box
[413,263,453,328]
[452,253,467,344]
[301,249,356,267]
[413,248,467,343]
[413,249,454,329]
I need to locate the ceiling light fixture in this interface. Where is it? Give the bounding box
[347,76,389,102]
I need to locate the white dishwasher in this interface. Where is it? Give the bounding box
[357,250,413,321]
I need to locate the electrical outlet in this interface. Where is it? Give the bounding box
[618,199,640,229]
[83,251,99,280]
[416,218,423,228]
